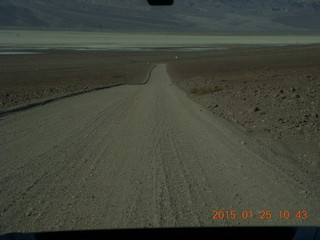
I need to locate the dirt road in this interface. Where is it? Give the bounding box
[0,64,319,234]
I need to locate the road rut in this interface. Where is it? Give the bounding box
[0,64,319,233]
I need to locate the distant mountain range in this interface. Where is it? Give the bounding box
[0,0,320,33]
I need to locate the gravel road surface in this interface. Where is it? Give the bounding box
[1,64,319,234]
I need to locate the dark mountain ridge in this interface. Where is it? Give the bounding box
[0,0,319,33]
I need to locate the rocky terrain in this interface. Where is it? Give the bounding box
[1,44,319,179]
[167,44,320,179]
[0,47,230,113]
[1,44,320,233]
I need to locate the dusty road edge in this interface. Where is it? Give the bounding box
[0,64,156,117]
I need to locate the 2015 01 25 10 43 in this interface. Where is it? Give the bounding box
[211,210,308,220]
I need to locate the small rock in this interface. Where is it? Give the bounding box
[264,128,271,133]
[252,107,260,112]
[299,190,308,194]
[212,104,219,108]
[25,207,34,216]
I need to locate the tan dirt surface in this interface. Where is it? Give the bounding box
[167,44,320,184]
[0,50,151,112]
[1,64,320,234]
[0,49,217,113]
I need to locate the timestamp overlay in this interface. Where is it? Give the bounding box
[210,209,319,226]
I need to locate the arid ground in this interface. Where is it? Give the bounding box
[0,48,222,112]
[167,44,320,183]
[1,45,318,176]
[1,44,320,233]
[0,50,152,111]
[0,45,320,180]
